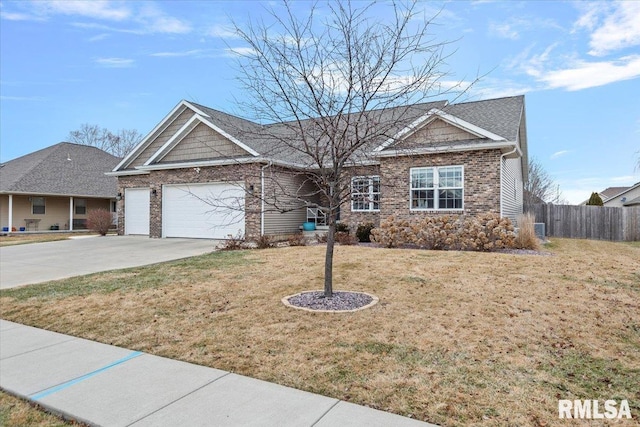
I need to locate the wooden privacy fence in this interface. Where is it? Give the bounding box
[527,203,640,241]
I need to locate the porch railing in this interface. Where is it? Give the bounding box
[306,207,327,226]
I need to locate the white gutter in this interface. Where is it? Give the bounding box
[105,169,149,176]
[373,141,518,158]
[260,161,272,236]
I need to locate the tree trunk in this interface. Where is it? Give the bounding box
[323,218,335,298]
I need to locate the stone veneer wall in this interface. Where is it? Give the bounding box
[117,163,262,238]
[379,149,502,222]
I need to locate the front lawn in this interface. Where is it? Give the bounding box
[0,233,95,247]
[1,239,638,426]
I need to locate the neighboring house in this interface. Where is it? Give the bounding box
[600,182,640,207]
[109,95,528,239]
[0,142,120,232]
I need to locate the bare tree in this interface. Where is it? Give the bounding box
[524,157,564,207]
[231,0,467,297]
[68,124,143,158]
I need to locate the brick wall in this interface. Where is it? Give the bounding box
[339,165,381,231]
[117,163,262,238]
[379,149,502,222]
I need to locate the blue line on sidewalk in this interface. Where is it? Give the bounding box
[30,351,144,401]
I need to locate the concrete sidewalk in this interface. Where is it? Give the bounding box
[0,320,436,427]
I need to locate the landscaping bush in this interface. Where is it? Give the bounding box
[371,214,516,251]
[315,232,328,243]
[356,222,375,242]
[254,234,276,249]
[336,222,350,233]
[219,231,245,251]
[514,213,541,250]
[86,209,113,236]
[287,233,307,246]
[335,231,359,245]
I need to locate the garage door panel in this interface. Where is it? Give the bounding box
[124,188,150,235]
[163,184,245,239]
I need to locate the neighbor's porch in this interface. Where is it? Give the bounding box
[0,194,116,232]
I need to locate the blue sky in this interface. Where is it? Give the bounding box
[1,0,639,204]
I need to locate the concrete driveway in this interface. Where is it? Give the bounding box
[0,236,218,289]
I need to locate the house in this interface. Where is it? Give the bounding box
[109,95,528,239]
[599,183,640,207]
[0,142,120,232]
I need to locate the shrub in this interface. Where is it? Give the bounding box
[219,231,245,251]
[336,222,350,233]
[356,222,375,242]
[287,233,307,246]
[315,232,328,243]
[86,209,113,236]
[254,234,276,249]
[586,192,604,206]
[336,231,359,245]
[514,213,541,250]
[371,214,516,252]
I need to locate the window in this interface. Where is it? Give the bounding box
[351,176,380,211]
[32,197,45,215]
[75,199,86,215]
[410,166,463,210]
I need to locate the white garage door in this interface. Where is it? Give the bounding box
[124,188,150,235]
[163,183,245,239]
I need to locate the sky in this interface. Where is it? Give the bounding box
[1,0,639,204]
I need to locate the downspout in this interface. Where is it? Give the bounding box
[500,146,519,219]
[260,161,272,236]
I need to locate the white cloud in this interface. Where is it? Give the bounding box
[538,55,640,91]
[585,2,640,56]
[205,24,239,39]
[95,57,135,68]
[489,22,519,40]
[1,1,190,35]
[551,150,570,160]
[32,0,131,21]
[136,4,191,34]
[223,47,256,57]
[0,10,41,21]
[88,33,110,42]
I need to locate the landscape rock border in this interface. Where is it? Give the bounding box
[282,290,379,313]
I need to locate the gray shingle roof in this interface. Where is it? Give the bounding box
[118,95,525,170]
[0,142,120,197]
[599,186,631,201]
[444,95,524,142]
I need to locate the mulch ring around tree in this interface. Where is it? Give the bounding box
[282,290,379,313]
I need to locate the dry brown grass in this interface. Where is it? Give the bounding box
[0,233,93,247]
[1,239,639,426]
[0,391,78,426]
[515,213,541,250]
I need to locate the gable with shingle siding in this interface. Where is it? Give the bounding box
[127,109,195,169]
[392,118,481,151]
[158,122,252,163]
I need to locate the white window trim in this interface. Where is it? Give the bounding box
[351,176,381,212]
[410,165,464,211]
